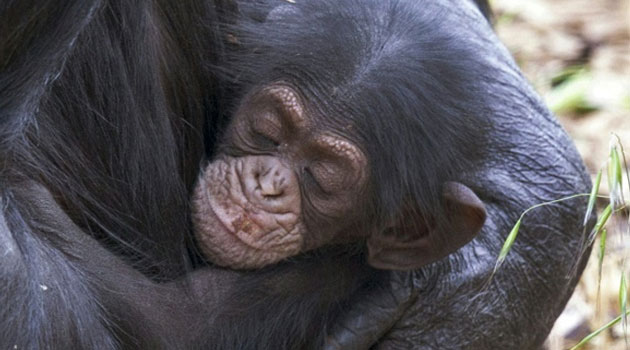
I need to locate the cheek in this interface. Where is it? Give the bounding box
[191,158,305,269]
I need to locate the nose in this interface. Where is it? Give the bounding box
[258,163,288,197]
[241,156,300,211]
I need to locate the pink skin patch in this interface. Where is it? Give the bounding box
[192,157,304,269]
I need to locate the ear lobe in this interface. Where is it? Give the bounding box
[367,182,486,270]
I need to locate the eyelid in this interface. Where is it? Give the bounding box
[251,129,280,148]
[250,110,283,130]
[303,166,329,194]
[259,113,283,131]
[250,115,283,145]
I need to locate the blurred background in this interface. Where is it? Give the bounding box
[492,0,630,348]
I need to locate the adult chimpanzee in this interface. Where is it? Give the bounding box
[1,1,591,350]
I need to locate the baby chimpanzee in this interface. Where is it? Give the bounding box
[190,0,488,275]
[192,83,486,270]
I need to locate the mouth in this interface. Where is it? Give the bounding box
[193,176,260,250]
[191,161,303,269]
[204,192,263,251]
[205,190,303,251]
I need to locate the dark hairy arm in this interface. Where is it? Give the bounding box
[1,181,167,348]
[1,1,395,348]
[1,179,407,349]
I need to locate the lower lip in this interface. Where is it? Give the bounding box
[205,196,267,250]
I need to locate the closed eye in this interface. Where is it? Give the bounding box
[251,130,280,148]
[303,166,328,195]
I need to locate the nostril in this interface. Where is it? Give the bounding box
[248,157,297,205]
[259,170,285,198]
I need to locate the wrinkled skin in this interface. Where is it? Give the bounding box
[194,155,306,267]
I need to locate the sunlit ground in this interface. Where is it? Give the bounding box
[493,0,630,348]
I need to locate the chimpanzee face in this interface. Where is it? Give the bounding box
[193,83,370,269]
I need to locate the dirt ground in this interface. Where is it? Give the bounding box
[492,0,630,348]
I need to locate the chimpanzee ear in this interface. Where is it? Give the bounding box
[366,182,486,270]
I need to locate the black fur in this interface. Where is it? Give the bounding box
[1,0,589,349]
[1,0,225,347]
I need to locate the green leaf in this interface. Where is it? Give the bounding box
[597,229,607,303]
[570,312,629,349]
[493,218,522,273]
[598,229,607,276]
[546,70,598,115]
[550,65,585,86]
[608,146,624,209]
[584,169,603,227]
[588,204,613,246]
[612,147,623,186]
[620,273,628,338]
